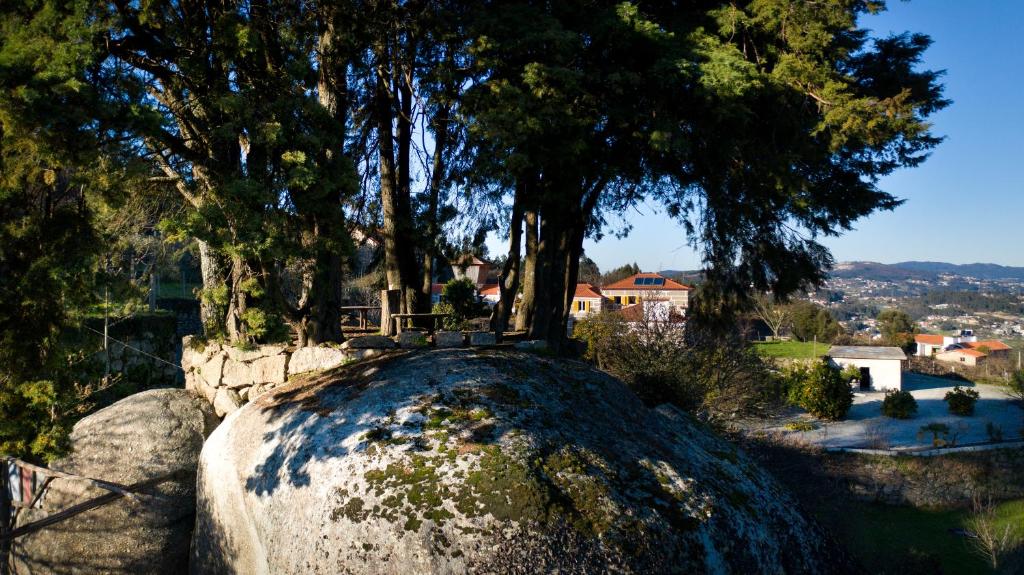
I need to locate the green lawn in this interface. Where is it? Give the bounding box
[817,499,1024,574]
[753,340,824,359]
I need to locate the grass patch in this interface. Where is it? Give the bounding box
[753,340,823,359]
[813,499,1024,574]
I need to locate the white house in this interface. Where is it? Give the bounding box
[827,346,907,391]
[914,329,977,357]
[600,272,691,313]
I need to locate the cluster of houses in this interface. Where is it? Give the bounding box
[566,273,692,323]
[425,255,694,326]
[913,329,1012,366]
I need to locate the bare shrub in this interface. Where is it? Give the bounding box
[863,420,890,450]
[967,496,1022,572]
[574,308,783,423]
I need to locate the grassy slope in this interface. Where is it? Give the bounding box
[813,498,1024,574]
[753,340,824,359]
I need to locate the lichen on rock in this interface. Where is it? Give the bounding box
[191,349,852,574]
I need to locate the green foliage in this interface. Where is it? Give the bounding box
[881,389,918,419]
[945,386,980,416]
[793,361,854,420]
[599,263,640,287]
[1007,370,1024,402]
[573,314,780,422]
[753,340,820,359]
[877,308,916,348]
[431,301,462,331]
[840,364,862,384]
[790,301,842,343]
[431,278,484,331]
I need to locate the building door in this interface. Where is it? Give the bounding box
[859,367,871,391]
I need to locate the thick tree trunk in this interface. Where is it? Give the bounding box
[225,255,249,344]
[197,239,221,333]
[294,15,349,346]
[421,104,451,307]
[515,207,538,332]
[492,183,525,341]
[375,55,421,317]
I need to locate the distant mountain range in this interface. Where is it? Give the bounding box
[830,261,1024,281]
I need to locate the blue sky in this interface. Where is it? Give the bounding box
[488,1,1024,272]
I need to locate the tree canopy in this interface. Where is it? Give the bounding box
[1,0,946,350]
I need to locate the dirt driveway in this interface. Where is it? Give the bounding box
[772,372,1024,449]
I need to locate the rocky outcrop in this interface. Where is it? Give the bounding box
[192,349,851,574]
[13,389,217,575]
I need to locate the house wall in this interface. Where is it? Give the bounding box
[829,357,903,391]
[935,351,980,366]
[916,342,943,357]
[570,297,603,318]
[601,289,689,311]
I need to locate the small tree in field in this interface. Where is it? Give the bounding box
[751,293,791,340]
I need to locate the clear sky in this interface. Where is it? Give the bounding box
[488,1,1024,272]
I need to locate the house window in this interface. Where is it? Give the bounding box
[960,357,966,362]
[613,296,621,304]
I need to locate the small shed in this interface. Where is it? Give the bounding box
[827,346,907,391]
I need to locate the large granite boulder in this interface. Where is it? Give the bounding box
[192,350,851,574]
[13,388,218,575]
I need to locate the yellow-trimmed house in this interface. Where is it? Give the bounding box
[600,272,692,313]
[570,284,606,318]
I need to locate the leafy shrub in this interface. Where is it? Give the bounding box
[840,364,861,384]
[572,314,780,423]
[945,386,980,416]
[432,278,486,330]
[917,422,952,447]
[431,301,461,331]
[795,361,853,420]
[881,389,918,419]
[441,278,481,319]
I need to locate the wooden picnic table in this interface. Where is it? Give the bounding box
[390,313,449,334]
[340,305,380,330]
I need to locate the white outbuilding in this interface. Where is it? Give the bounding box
[827,346,907,391]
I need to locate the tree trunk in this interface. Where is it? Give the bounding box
[515,207,538,332]
[374,55,421,317]
[197,239,221,333]
[295,13,349,346]
[421,103,451,307]
[492,182,525,341]
[225,255,249,344]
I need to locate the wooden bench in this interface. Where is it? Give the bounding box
[390,313,450,334]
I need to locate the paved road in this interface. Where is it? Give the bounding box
[773,372,1024,449]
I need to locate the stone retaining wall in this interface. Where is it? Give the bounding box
[183,333,546,418]
[829,446,1024,508]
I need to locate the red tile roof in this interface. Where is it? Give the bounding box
[573,283,604,299]
[915,334,945,345]
[946,348,987,358]
[965,340,1012,352]
[431,283,445,295]
[479,284,500,296]
[602,273,691,291]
